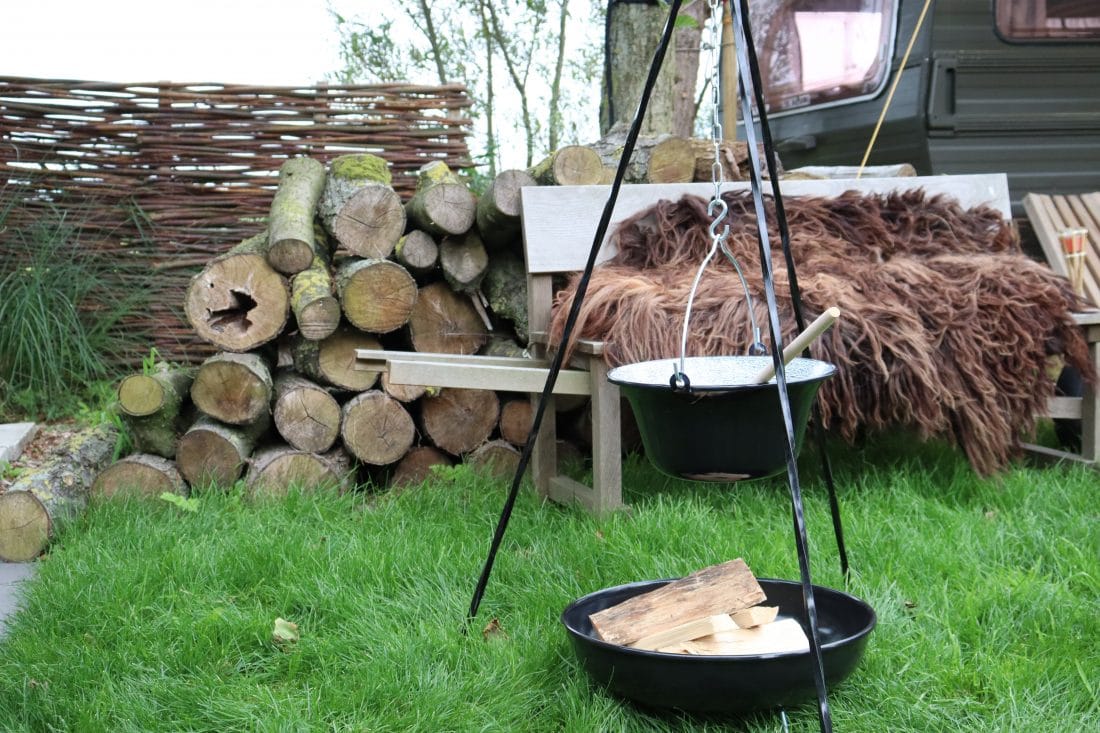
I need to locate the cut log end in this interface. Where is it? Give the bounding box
[273,378,341,453]
[191,352,272,426]
[0,491,49,563]
[117,374,164,416]
[92,454,187,498]
[408,282,490,355]
[337,259,418,334]
[185,254,289,353]
[333,185,405,259]
[466,439,521,480]
[421,388,500,456]
[246,446,352,498]
[268,239,315,275]
[390,446,453,489]
[341,391,416,466]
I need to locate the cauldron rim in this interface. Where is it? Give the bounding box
[607,355,836,393]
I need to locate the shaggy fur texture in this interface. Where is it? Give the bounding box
[548,190,1092,475]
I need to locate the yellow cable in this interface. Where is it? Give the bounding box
[856,0,934,179]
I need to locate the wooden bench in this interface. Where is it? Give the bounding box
[359,174,1098,513]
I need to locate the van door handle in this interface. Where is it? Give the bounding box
[775,135,817,152]
[928,58,957,130]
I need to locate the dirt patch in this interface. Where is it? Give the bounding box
[0,422,80,494]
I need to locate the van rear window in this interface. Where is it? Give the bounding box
[996,0,1100,41]
[749,0,897,114]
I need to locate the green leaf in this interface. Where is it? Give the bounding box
[273,617,300,644]
[159,492,199,513]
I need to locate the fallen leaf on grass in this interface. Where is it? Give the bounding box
[273,617,300,645]
[482,617,508,642]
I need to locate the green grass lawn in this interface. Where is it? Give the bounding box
[1,435,1097,732]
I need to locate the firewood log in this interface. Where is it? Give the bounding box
[476,169,536,251]
[407,282,489,355]
[91,453,188,499]
[528,145,603,186]
[335,258,418,334]
[390,446,453,489]
[176,414,269,488]
[404,160,476,237]
[380,372,429,403]
[440,230,489,293]
[466,439,521,479]
[319,153,405,259]
[292,327,382,392]
[291,253,340,341]
[499,398,534,446]
[184,232,289,352]
[191,351,273,426]
[592,134,695,184]
[245,444,352,497]
[421,388,500,456]
[116,363,194,458]
[267,156,327,274]
[272,372,341,453]
[483,250,528,342]
[0,424,118,562]
[394,230,440,277]
[340,390,416,466]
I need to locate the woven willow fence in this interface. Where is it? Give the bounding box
[0,76,473,363]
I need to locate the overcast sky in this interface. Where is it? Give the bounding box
[3,0,343,85]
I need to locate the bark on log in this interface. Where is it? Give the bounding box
[319,154,405,259]
[476,169,536,251]
[527,146,604,186]
[499,398,534,446]
[272,372,341,453]
[690,139,783,182]
[92,454,188,498]
[389,446,453,489]
[176,414,269,488]
[480,336,528,359]
[122,408,181,459]
[466,439,521,480]
[245,444,352,498]
[267,156,327,274]
[184,232,290,352]
[291,253,341,341]
[404,160,477,237]
[340,390,416,466]
[394,230,439,277]
[335,258,418,334]
[407,282,489,355]
[191,351,273,426]
[592,134,695,184]
[440,231,489,293]
[420,388,500,456]
[292,327,383,392]
[117,364,194,417]
[0,424,118,562]
[483,250,528,343]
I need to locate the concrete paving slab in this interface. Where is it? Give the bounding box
[0,562,37,639]
[0,422,37,463]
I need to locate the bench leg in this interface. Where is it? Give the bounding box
[588,358,623,513]
[531,393,558,499]
[1083,339,1099,463]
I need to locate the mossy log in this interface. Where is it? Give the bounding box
[191,351,273,425]
[319,154,405,259]
[122,408,182,459]
[335,258,418,334]
[272,372,341,453]
[476,169,536,251]
[117,364,195,417]
[389,446,453,489]
[466,439,522,480]
[340,390,416,466]
[176,414,270,488]
[404,161,477,237]
[92,454,188,498]
[291,253,340,341]
[267,157,327,274]
[292,327,382,391]
[184,232,290,352]
[0,424,118,562]
[421,388,499,456]
[440,230,489,293]
[394,230,440,277]
[483,250,528,343]
[407,282,489,355]
[527,146,603,186]
[245,444,352,498]
[592,134,695,184]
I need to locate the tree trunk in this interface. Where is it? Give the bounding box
[117,364,194,417]
[292,327,382,392]
[272,372,341,453]
[176,414,269,488]
[499,398,534,446]
[291,253,341,341]
[335,258,418,334]
[672,0,709,138]
[245,444,352,497]
[476,169,536,251]
[184,232,290,353]
[394,230,440,277]
[466,439,521,480]
[0,424,117,562]
[92,453,188,498]
[602,2,682,136]
[389,446,453,489]
[527,146,603,186]
[592,133,695,183]
[404,161,476,237]
[421,388,500,456]
[319,154,405,259]
[483,250,528,343]
[440,231,489,293]
[267,156,327,274]
[340,390,416,466]
[407,282,489,355]
[191,351,273,426]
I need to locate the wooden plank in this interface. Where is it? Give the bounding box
[377,359,592,396]
[632,614,737,651]
[588,559,766,646]
[730,605,780,629]
[522,175,1012,274]
[1068,194,1100,306]
[664,618,810,656]
[1052,195,1100,305]
[354,349,548,370]
[1044,396,1083,420]
[1024,193,1069,277]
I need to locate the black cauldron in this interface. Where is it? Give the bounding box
[561,578,875,715]
[607,356,835,481]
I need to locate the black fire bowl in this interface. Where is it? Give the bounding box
[561,578,875,716]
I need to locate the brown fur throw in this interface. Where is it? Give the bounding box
[548,189,1093,475]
